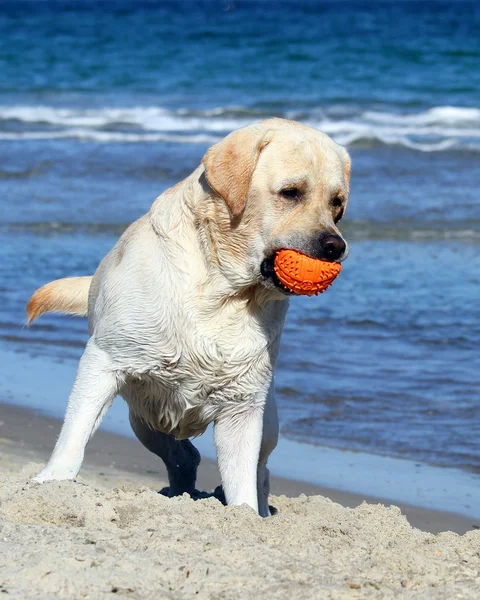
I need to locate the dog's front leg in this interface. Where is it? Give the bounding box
[257,386,278,517]
[214,403,264,514]
[33,339,118,483]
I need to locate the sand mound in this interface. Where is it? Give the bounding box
[0,463,479,599]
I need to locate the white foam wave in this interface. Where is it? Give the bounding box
[0,104,479,151]
[0,105,249,133]
[364,106,480,126]
[331,132,458,152]
[0,128,220,144]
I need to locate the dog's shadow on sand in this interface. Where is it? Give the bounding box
[159,485,277,515]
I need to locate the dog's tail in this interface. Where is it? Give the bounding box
[27,276,93,326]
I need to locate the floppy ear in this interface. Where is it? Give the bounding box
[202,126,270,218]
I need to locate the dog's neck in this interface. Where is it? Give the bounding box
[148,166,288,318]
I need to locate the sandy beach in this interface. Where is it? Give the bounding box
[1,403,479,599]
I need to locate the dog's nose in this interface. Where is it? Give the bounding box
[319,234,346,261]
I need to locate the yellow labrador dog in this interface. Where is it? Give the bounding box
[27,118,350,517]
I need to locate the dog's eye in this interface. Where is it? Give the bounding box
[334,208,344,224]
[332,196,344,224]
[332,196,343,209]
[280,187,301,201]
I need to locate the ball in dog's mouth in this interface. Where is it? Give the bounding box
[261,250,342,296]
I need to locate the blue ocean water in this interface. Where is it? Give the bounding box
[0,1,479,474]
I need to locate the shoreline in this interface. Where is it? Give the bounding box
[2,345,480,524]
[1,401,477,535]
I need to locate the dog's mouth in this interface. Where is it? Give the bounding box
[260,255,294,295]
[260,249,343,297]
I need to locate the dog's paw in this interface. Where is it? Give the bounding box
[158,485,226,504]
[31,472,55,483]
[32,468,75,483]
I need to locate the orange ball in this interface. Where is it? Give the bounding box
[273,249,342,296]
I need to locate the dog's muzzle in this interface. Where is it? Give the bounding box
[260,233,347,295]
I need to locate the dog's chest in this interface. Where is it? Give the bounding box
[121,319,277,439]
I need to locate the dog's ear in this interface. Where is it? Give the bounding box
[202,127,271,218]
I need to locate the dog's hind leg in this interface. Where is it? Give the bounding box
[129,411,201,497]
[33,340,118,483]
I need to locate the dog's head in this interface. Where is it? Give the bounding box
[201,118,350,296]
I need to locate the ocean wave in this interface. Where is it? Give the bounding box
[0,128,219,144]
[363,106,480,126]
[0,105,245,133]
[3,219,480,243]
[0,104,479,152]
